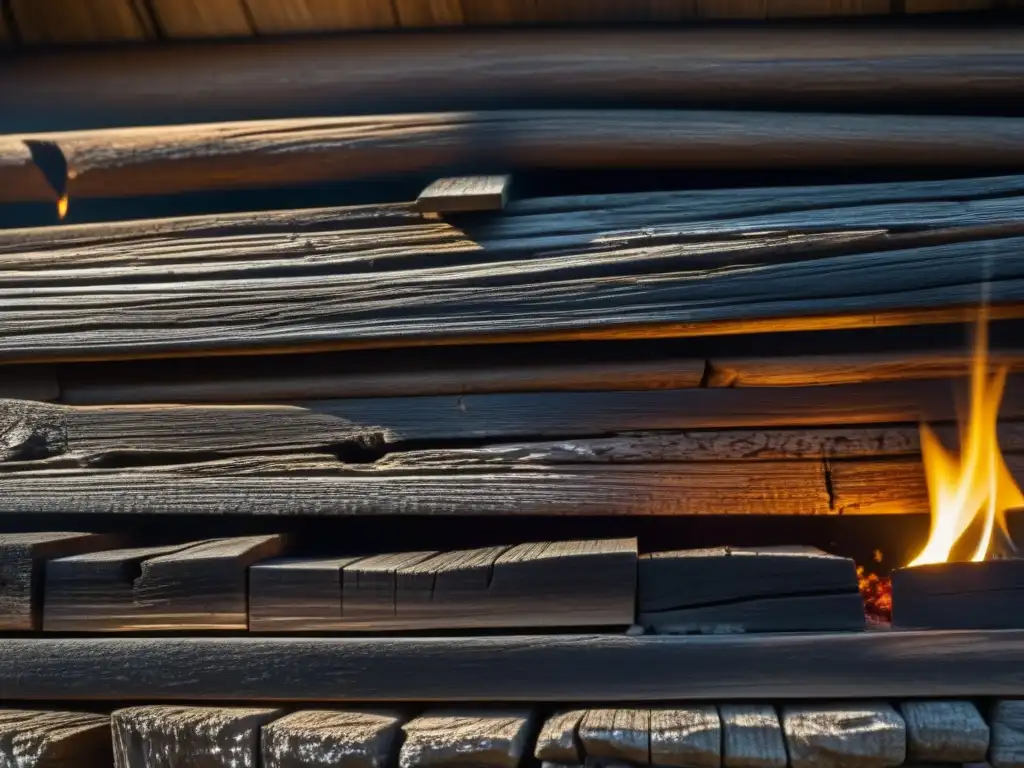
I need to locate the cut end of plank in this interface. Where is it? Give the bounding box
[416,175,511,214]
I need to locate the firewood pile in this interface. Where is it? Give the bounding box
[3,4,1024,768]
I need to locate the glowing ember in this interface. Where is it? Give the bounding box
[56,194,68,221]
[857,565,892,623]
[910,309,1024,566]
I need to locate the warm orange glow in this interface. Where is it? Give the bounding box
[910,311,1024,566]
[56,194,68,220]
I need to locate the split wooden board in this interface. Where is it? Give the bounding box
[637,547,864,633]
[6,631,1024,701]
[416,175,511,214]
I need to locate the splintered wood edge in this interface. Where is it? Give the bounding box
[416,175,512,214]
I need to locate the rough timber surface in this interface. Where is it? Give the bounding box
[399,710,536,768]
[6,111,1024,207]
[7,632,1024,702]
[891,559,1024,630]
[262,709,405,768]
[0,709,112,767]
[3,28,1023,129]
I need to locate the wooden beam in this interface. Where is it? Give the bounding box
[6,111,1024,206]
[148,0,254,38]
[3,27,1021,130]
[245,0,398,33]
[9,0,152,44]
[6,631,1024,701]
[416,175,511,214]
[392,0,464,26]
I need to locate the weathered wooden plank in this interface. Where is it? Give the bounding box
[148,0,254,37]
[720,705,787,768]
[262,710,406,768]
[392,0,464,26]
[900,701,990,763]
[10,632,1024,701]
[1,400,66,462]
[892,560,1024,631]
[10,0,151,44]
[417,175,511,214]
[112,706,284,768]
[535,711,587,764]
[579,709,649,764]
[828,457,930,515]
[638,547,864,634]
[250,556,362,632]
[0,461,834,516]
[0,709,112,767]
[0,532,123,630]
[246,0,397,32]
[400,711,536,768]
[650,706,721,768]
[45,535,285,631]
[781,704,905,768]
[989,701,1024,768]
[341,551,437,627]
[8,111,1024,206]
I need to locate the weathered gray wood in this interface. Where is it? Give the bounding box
[1,400,66,462]
[45,535,285,631]
[400,711,536,768]
[638,546,864,633]
[0,453,347,476]
[0,709,112,767]
[720,705,787,768]
[4,29,1023,132]
[650,706,721,768]
[112,705,284,768]
[989,701,1024,768]
[892,559,1024,630]
[417,175,511,214]
[901,701,989,763]
[250,556,362,632]
[8,632,1024,701]
[0,532,123,630]
[781,703,906,768]
[341,551,436,628]
[535,711,587,764]
[262,710,406,768]
[578,709,649,765]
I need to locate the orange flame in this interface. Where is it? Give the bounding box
[910,310,1024,566]
[56,194,68,221]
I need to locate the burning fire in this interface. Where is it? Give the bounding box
[910,310,1024,566]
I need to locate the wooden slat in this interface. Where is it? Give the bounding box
[698,0,767,17]
[7,111,1024,206]
[637,547,864,633]
[400,711,536,768]
[0,710,111,767]
[112,706,283,767]
[767,0,889,14]
[828,457,930,515]
[0,532,123,630]
[250,556,362,632]
[43,535,285,631]
[8,631,1024,701]
[246,0,397,32]
[5,28,1023,132]
[10,0,151,44]
[904,0,992,10]
[416,175,511,214]
[392,0,464,26]
[148,0,254,37]
[262,710,406,768]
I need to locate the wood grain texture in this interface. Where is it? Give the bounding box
[148,0,253,37]
[638,546,864,633]
[0,709,112,767]
[781,704,905,768]
[112,705,284,768]
[392,0,464,26]
[720,706,787,768]
[650,706,721,768]
[400,711,536,768]
[250,556,361,632]
[535,711,587,764]
[0,400,66,462]
[579,709,649,764]
[0,532,123,631]
[892,560,1024,631]
[262,710,406,768]
[9,632,1024,701]
[828,457,931,515]
[0,462,834,516]
[900,701,990,763]
[8,111,1024,207]
[246,0,397,32]
[5,28,1023,131]
[9,0,151,44]
[987,701,1024,768]
[417,175,511,214]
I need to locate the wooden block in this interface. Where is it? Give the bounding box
[638,547,864,634]
[535,711,587,764]
[720,706,787,768]
[416,176,511,214]
[392,0,464,26]
[892,560,1024,630]
[0,709,111,767]
[394,545,510,625]
[246,0,397,32]
[46,535,284,631]
[250,556,361,632]
[829,458,930,516]
[400,710,536,768]
[0,532,122,630]
[0,366,59,402]
[341,552,437,627]
[990,701,1024,768]
[900,701,989,763]
[650,706,722,768]
[262,710,405,768]
[578,709,649,765]
[148,0,253,37]
[112,705,284,768]
[781,703,906,768]
[10,0,150,43]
